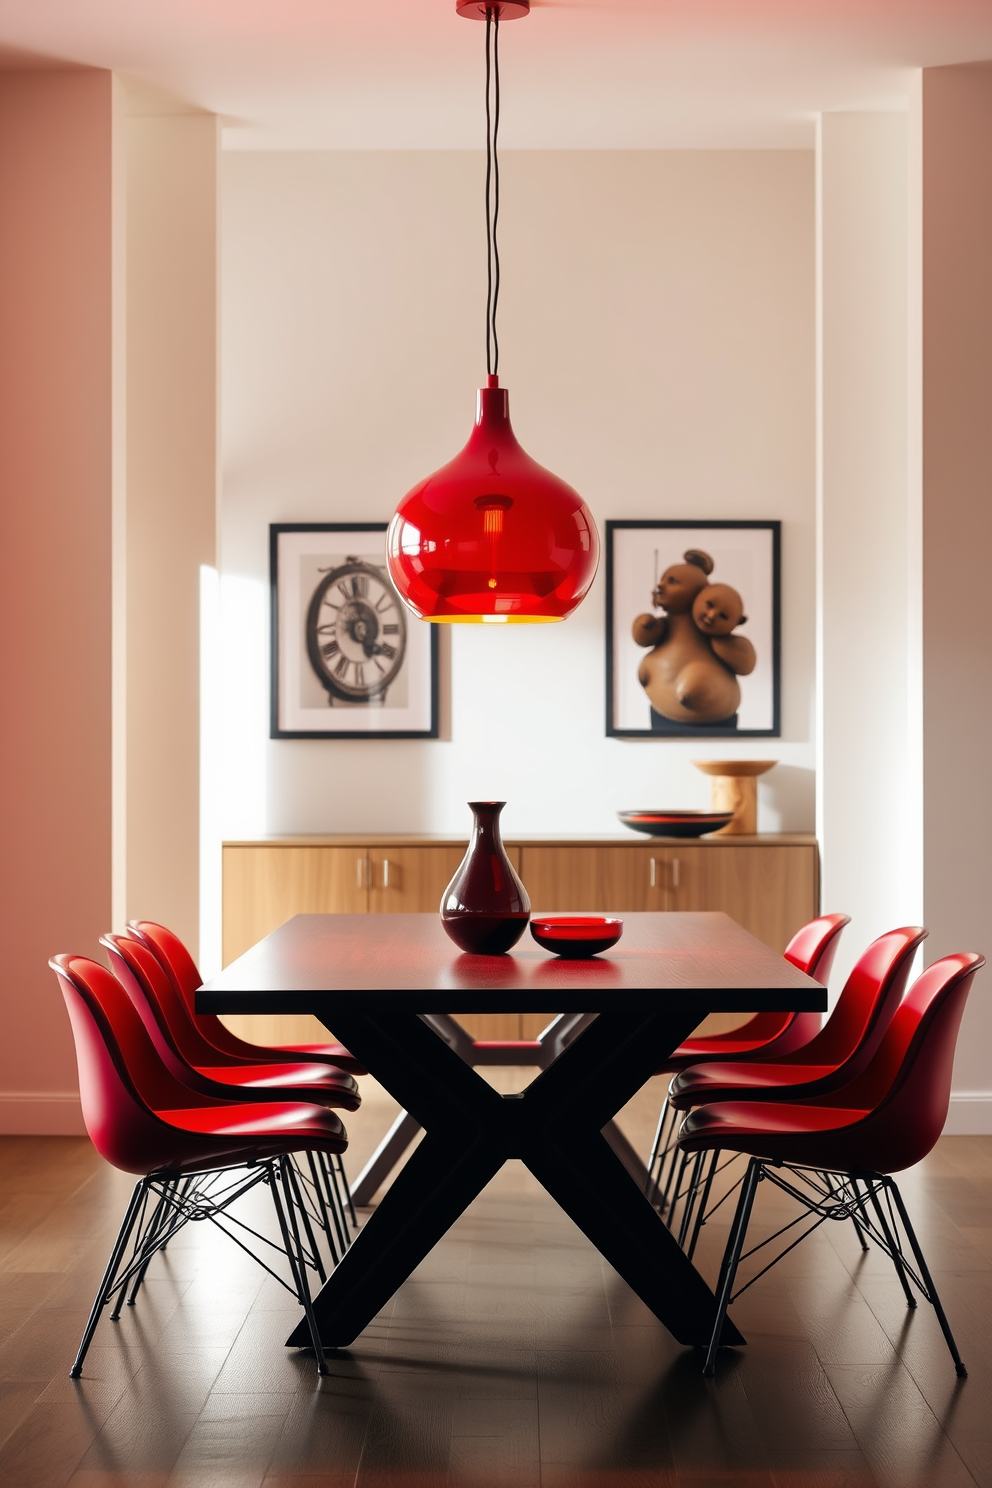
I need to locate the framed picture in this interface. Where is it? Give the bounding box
[606,520,780,739]
[270,523,438,739]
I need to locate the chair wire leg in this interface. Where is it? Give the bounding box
[659,1120,687,1219]
[703,1156,761,1377]
[321,1153,351,1254]
[337,1154,358,1227]
[667,1149,692,1234]
[645,1096,671,1199]
[686,1147,721,1261]
[861,1180,916,1307]
[125,1185,176,1306]
[286,1157,327,1284]
[71,1178,149,1378]
[108,1183,153,1321]
[304,1152,339,1268]
[677,1151,705,1250]
[271,1158,327,1375]
[840,1174,871,1252]
[885,1179,967,1378]
[656,1102,683,1208]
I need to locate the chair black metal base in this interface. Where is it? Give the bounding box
[71,1156,332,1379]
[702,1157,967,1378]
[287,1005,747,1351]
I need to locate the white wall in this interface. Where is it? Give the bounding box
[219,150,816,843]
[816,112,922,992]
[124,104,218,961]
[815,79,992,1132]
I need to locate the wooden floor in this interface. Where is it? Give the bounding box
[2,1073,991,1488]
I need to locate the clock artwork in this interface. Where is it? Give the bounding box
[271,523,437,739]
[305,556,408,704]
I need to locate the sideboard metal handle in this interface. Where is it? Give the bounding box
[649,856,657,889]
[382,859,391,888]
[671,857,681,889]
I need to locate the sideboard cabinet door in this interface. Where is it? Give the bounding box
[368,846,473,914]
[519,846,659,912]
[222,846,368,966]
[690,844,817,953]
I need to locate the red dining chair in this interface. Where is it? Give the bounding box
[103,933,360,1251]
[125,918,597,1203]
[662,924,926,1251]
[676,951,985,1376]
[127,916,572,1074]
[646,914,850,1203]
[104,933,360,1109]
[669,924,927,1112]
[51,953,351,1376]
[125,920,367,1075]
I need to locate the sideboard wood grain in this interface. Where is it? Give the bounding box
[221,834,818,1046]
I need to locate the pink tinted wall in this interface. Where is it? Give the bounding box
[922,62,992,1112]
[0,70,117,1132]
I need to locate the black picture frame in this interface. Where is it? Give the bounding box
[270,523,438,740]
[605,520,781,739]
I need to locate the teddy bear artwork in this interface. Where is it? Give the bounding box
[632,549,756,733]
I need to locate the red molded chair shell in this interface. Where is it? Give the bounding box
[669,924,926,1111]
[126,920,367,1076]
[51,954,347,1175]
[654,915,847,1070]
[678,952,984,1175]
[102,934,360,1112]
[655,913,850,1073]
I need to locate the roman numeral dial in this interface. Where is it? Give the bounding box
[306,555,408,705]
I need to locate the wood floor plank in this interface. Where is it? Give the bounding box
[769,1451,879,1488]
[353,1367,453,1485]
[1,1114,991,1487]
[826,1363,981,1488]
[264,1371,377,1480]
[0,1380,43,1452]
[0,1400,115,1488]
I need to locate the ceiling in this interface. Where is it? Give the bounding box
[1,0,990,149]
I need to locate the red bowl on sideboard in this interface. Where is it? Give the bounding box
[529,915,623,959]
[618,809,735,838]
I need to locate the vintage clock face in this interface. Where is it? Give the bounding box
[305,557,408,703]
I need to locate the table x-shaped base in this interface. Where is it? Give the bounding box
[287,1002,744,1350]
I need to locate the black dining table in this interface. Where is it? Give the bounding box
[197,911,826,1352]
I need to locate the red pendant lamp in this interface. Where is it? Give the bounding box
[387,2,600,624]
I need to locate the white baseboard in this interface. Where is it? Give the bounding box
[0,1092,85,1136]
[943,1093,992,1136]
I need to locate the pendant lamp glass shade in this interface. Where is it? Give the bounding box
[387,377,599,623]
[387,4,599,624]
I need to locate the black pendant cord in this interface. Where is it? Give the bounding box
[484,8,502,378]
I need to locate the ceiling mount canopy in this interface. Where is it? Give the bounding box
[456,0,530,17]
[386,0,600,625]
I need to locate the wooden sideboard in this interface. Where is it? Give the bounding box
[222,834,819,1046]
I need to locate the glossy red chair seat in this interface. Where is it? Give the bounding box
[103,934,361,1112]
[105,933,360,1248]
[645,914,850,1204]
[676,951,985,1376]
[51,953,349,1376]
[659,924,926,1249]
[669,924,927,1112]
[126,920,367,1075]
[666,913,851,1067]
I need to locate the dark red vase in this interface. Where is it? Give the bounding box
[440,801,531,954]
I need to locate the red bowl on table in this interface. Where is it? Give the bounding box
[530,916,623,959]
